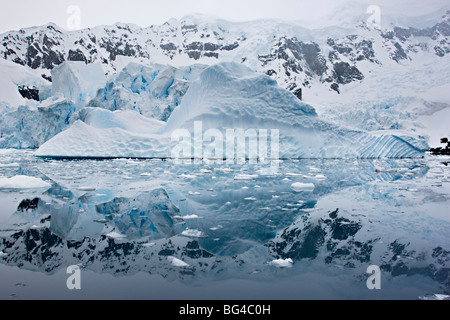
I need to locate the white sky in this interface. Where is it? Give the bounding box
[0,0,448,33]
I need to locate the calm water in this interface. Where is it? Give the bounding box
[0,149,449,300]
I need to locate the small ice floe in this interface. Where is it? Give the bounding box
[78,209,86,213]
[291,182,315,192]
[225,202,232,205]
[419,294,450,300]
[312,174,327,180]
[272,195,280,199]
[282,178,291,182]
[269,258,293,268]
[0,175,51,190]
[207,188,215,192]
[105,231,127,240]
[140,172,152,177]
[188,191,201,196]
[94,219,109,224]
[77,186,96,192]
[210,225,223,231]
[181,229,207,238]
[260,207,271,210]
[242,186,249,190]
[122,176,133,180]
[180,174,197,179]
[142,243,156,248]
[200,169,212,174]
[168,256,190,267]
[287,203,302,207]
[255,185,261,189]
[234,174,258,180]
[181,215,201,220]
[244,197,257,201]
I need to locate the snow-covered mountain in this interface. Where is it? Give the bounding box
[1,8,450,152]
[1,10,449,95]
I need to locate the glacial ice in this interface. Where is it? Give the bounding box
[36,62,428,159]
[51,61,106,108]
[87,62,206,121]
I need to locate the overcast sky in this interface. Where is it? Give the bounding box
[0,0,448,33]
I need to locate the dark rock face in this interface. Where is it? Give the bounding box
[429,137,450,155]
[67,49,87,63]
[333,62,364,85]
[293,88,302,101]
[17,198,40,212]
[18,85,40,101]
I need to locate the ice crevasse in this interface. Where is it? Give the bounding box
[35,62,428,159]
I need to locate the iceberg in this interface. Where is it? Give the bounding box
[36,62,428,159]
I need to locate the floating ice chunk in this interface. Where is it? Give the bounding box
[269,258,293,268]
[291,182,315,192]
[419,294,450,300]
[234,174,258,180]
[0,175,51,190]
[188,191,201,196]
[142,243,156,248]
[313,175,327,180]
[182,229,207,238]
[181,215,200,220]
[140,172,152,177]
[77,186,96,192]
[105,231,127,240]
[180,174,197,179]
[245,197,257,201]
[168,256,190,267]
